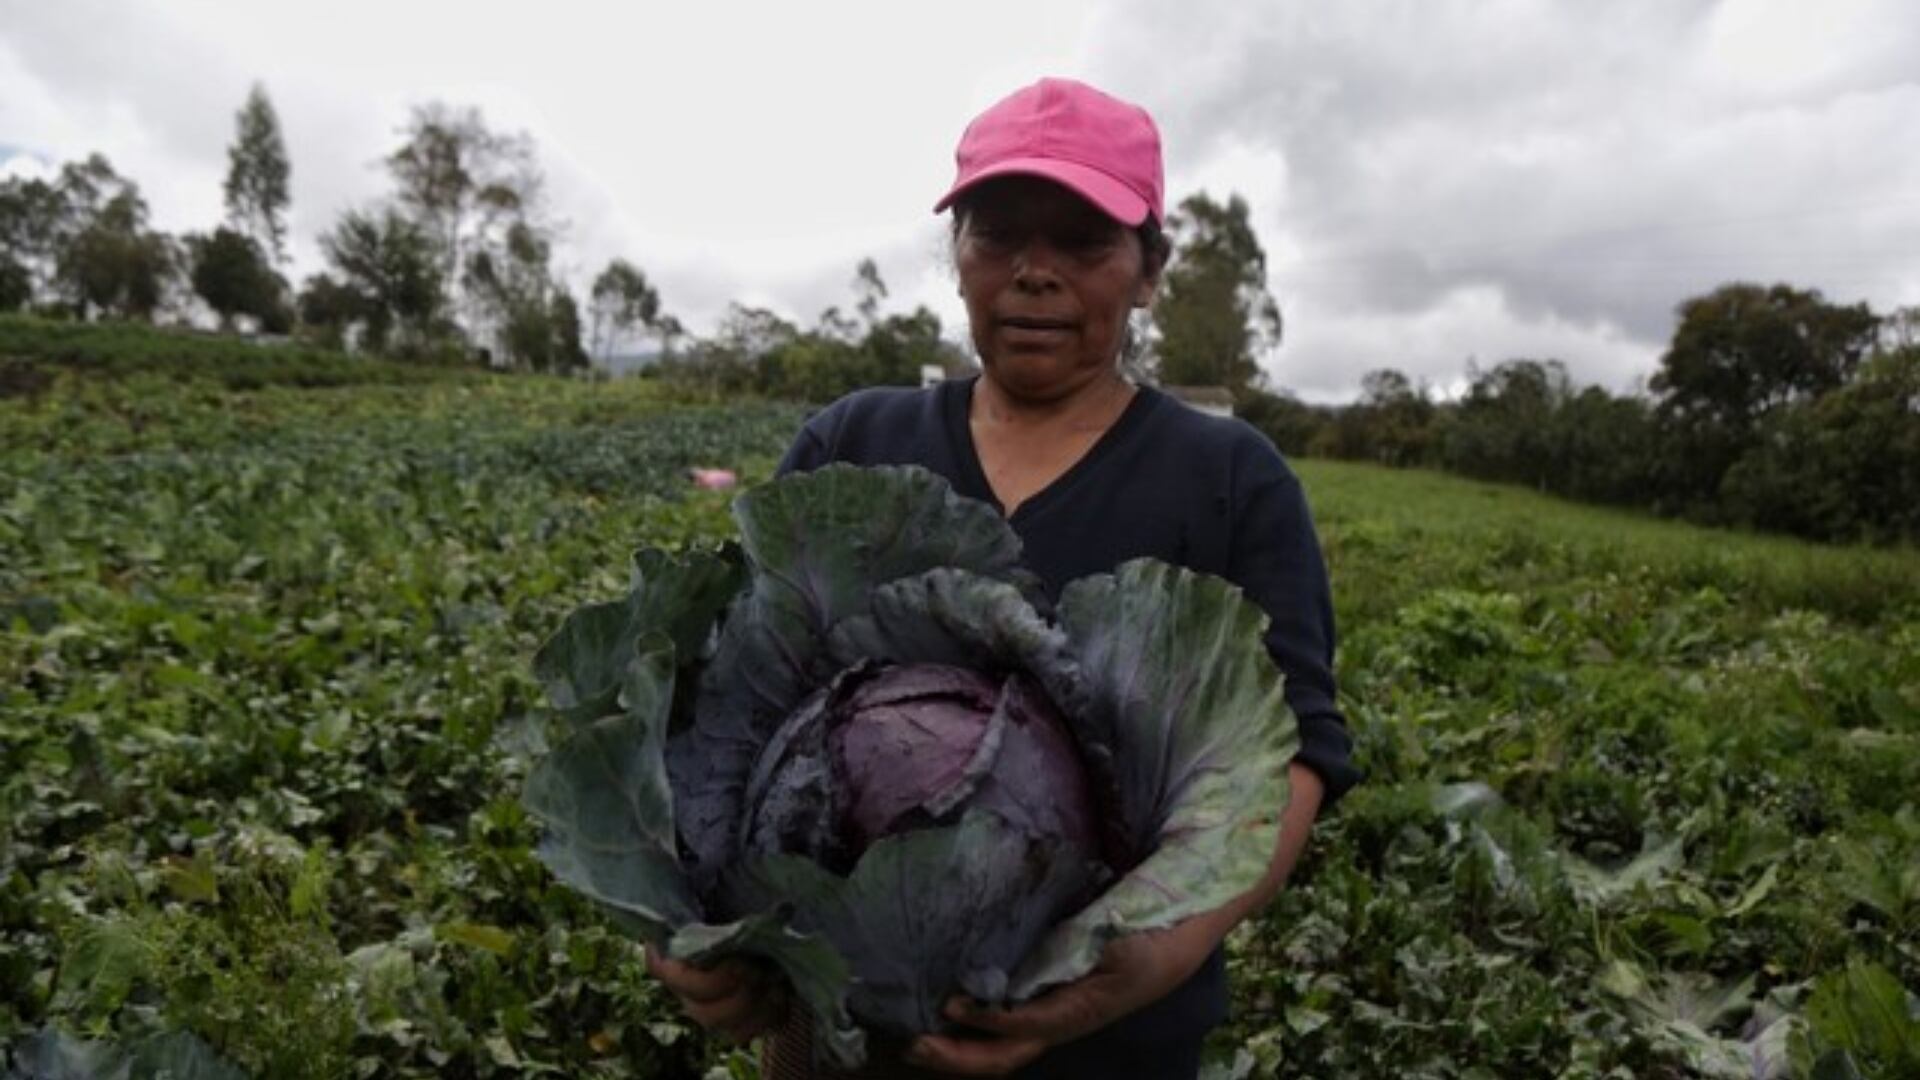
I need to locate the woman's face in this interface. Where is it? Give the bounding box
[954,176,1159,401]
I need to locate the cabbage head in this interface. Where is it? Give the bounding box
[523,465,1298,1067]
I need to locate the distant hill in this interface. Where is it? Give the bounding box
[600,349,663,377]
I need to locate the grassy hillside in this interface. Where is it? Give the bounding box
[1300,458,1920,624]
[0,315,474,393]
[2,364,1915,1077]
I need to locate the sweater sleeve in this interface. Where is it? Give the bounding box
[775,402,840,476]
[1228,440,1362,808]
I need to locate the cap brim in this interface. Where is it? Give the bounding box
[933,157,1153,226]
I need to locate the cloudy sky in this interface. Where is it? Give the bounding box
[4,0,1917,400]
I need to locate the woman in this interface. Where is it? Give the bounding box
[650,77,1360,1079]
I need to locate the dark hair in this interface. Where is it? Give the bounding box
[947,197,1170,282]
[1133,216,1172,280]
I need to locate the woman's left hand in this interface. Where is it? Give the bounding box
[901,907,1233,1077]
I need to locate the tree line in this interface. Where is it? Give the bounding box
[1117,193,1920,547]
[1234,288,1920,544]
[0,85,985,390]
[1,88,308,338]
[5,84,1914,543]
[0,82,1281,396]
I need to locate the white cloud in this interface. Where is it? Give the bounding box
[1279,285,1651,403]
[1698,0,1920,103]
[1079,0,1920,395]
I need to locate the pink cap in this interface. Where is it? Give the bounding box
[933,77,1165,227]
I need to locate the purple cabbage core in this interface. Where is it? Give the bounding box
[752,662,1102,869]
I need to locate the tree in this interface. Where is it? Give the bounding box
[655,313,686,358]
[1720,344,1920,541]
[0,174,66,309]
[224,84,292,263]
[1440,359,1574,488]
[1237,388,1329,457]
[1653,283,1880,428]
[1310,369,1436,466]
[386,102,544,331]
[59,206,174,321]
[853,257,887,327]
[653,304,796,396]
[857,307,953,389]
[548,288,589,373]
[1549,387,1658,506]
[1357,368,1437,466]
[0,257,28,312]
[2,155,179,320]
[588,258,661,361]
[317,207,445,353]
[713,304,800,358]
[50,157,176,321]
[188,227,288,332]
[1883,305,1920,351]
[1150,191,1282,395]
[295,272,366,349]
[465,219,573,369]
[1651,282,1880,503]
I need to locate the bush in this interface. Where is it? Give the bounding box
[1720,346,1920,542]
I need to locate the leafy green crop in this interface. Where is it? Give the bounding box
[2,358,1916,1078]
[3,370,804,1076]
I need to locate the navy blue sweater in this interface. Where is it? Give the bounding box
[775,378,1358,1078]
[778,377,1358,801]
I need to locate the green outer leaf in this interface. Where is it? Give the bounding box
[1010,559,1298,999]
[531,545,742,727]
[720,812,1103,1039]
[720,464,1032,727]
[524,643,699,937]
[526,635,865,1065]
[733,465,1030,639]
[1598,960,1755,1032]
[1806,960,1920,1071]
[54,922,152,1017]
[125,1033,249,1080]
[5,1029,245,1080]
[7,1029,130,1080]
[1431,781,1504,820]
[672,466,1034,887]
[1565,836,1686,908]
[826,568,1068,676]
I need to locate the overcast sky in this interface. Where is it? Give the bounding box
[4,0,1917,401]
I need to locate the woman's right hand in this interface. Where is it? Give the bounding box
[645,946,790,1043]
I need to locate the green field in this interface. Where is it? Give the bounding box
[3,341,1917,1078]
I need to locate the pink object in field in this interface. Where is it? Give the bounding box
[689,468,737,490]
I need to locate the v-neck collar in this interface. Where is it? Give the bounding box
[941,375,1160,523]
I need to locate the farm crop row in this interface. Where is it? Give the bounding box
[2,369,1916,1077]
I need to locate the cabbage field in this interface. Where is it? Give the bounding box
[3,335,1918,1078]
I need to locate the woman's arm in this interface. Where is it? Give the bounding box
[904,762,1325,1076]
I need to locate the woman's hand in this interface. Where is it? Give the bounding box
[645,946,790,1044]
[903,911,1232,1076]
